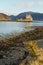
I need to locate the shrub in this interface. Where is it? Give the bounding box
[26,41,38,57]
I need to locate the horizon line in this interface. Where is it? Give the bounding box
[0,11,43,16]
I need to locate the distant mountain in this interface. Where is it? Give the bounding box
[10,15,17,21]
[0,13,11,21]
[10,12,43,21]
[0,12,43,21]
[29,12,43,20]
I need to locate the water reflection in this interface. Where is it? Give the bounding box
[0,21,43,35]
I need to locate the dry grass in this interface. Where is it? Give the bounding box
[19,41,43,65]
[0,26,43,51]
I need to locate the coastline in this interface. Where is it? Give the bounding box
[0,26,43,48]
[0,26,43,65]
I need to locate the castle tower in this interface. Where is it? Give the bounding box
[26,14,33,21]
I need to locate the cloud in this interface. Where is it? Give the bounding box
[13,1,43,10]
[13,1,43,13]
[13,1,43,8]
[14,2,34,8]
[33,1,43,5]
[38,2,43,5]
[23,2,34,8]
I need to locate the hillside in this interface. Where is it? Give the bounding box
[0,13,11,21]
[0,12,43,21]
[10,12,43,21]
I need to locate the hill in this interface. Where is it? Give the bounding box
[0,13,11,21]
[10,12,43,21]
[0,12,43,21]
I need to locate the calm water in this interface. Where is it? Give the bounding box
[0,21,43,35]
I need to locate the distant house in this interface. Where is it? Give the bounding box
[17,14,33,22]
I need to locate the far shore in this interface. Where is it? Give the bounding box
[0,20,43,22]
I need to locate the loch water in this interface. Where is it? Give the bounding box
[0,21,43,35]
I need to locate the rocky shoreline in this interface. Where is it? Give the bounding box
[0,26,43,65]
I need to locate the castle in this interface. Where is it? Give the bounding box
[17,14,33,22]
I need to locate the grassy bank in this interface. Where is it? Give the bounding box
[0,26,43,65]
[0,26,43,50]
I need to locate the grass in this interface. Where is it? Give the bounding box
[26,41,38,57]
[0,26,43,51]
[0,26,43,65]
[20,41,43,65]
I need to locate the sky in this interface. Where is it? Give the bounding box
[0,0,43,15]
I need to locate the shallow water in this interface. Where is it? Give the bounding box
[0,21,43,35]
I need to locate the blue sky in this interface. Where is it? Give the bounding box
[0,0,43,15]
